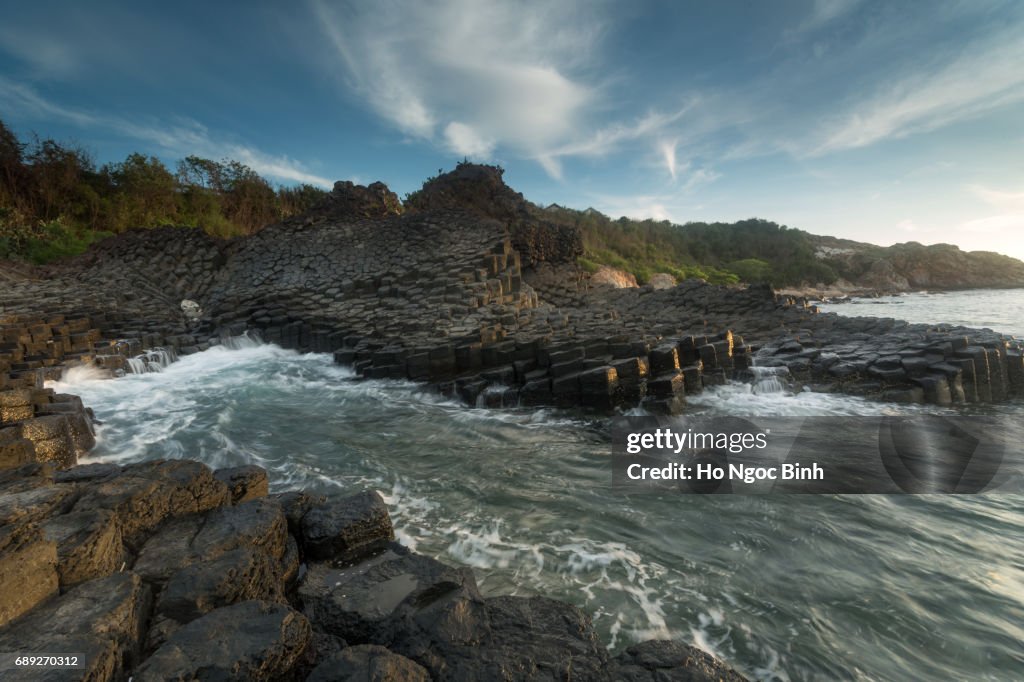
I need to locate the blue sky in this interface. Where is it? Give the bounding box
[2,0,1023,258]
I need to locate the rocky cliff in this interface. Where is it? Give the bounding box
[809,234,1024,292]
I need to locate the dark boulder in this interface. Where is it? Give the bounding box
[215,464,270,503]
[299,491,394,562]
[134,600,311,682]
[42,508,125,589]
[275,490,328,537]
[134,497,288,584]
[298,547,481,646]
[612,639,749,681]
[155,546,287,626]
[0,572,151,681]
[306,644,429,682]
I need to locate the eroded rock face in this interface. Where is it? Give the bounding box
[215,464,270,503]
[134,496,287,583]
[73,459,231,550]
[590,266,639,288]
[613,639,750,681]
[134,600,312,682]
[299,490,394,562]
[306,644,429,682]
[0,572,151,681]
[0,522,58,627]
[404,163,583,267]
[0,454,750,681]
[297,180,403,223]
[41,508,125,589]
[647,272,677,289]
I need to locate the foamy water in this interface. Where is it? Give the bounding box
[48,331,1024,681]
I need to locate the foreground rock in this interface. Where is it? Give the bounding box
[135,600,312,681]
[0,457,749,681]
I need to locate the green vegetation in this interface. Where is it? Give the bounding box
[542,205,839,287]
[0,119,328,263]
[2,119,844,285]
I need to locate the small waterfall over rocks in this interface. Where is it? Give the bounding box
[218,329,264,350]
[749,364,792,394]
[124,347,179,375]
[476,384,519,408]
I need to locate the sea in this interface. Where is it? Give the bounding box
[50,289,1024,681]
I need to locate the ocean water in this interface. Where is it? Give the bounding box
[816,288,1024,338]
[50,290,1024,681]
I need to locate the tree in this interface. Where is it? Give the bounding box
[25,137,95,222]
[103,153,178,230]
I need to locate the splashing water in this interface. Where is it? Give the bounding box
[48,336,1024,681]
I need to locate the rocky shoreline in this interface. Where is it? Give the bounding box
[2,163,1023,679]
[0,375,747,680]
[2,165,1021,416]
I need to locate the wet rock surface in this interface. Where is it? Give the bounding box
[2,164,1022,416]
[1,162,1018,680]
[0,458,748,680]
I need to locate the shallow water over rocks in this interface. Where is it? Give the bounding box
[51,335,1024,681]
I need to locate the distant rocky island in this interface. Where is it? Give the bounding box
[1,162,1023,680]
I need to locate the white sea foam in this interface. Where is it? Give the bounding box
[57,336,1024,681]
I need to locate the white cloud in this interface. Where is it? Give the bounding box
[960,184,1024,244]
[443,122,495,158]
[309,0,689,178]
[310,0,597,164]
[789,0,862,36]
[0,76,333,188]
[810,31,1024,155]
[969,184,1024,208]
[680,168,721,193]
[959,214,1024,234]
[660,139,680,180]
[542,106,693,161]
[592,194,677,223]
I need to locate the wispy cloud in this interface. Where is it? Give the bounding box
[587,165,721,223]
[787,0,862,37]
[961,183,1024,241]
[0,77,333,187]
[808,27,1024,155]
[309,0,690,179]
[544,106,693,159]
[969,185,1024,208]
[591,194,678,223]
[660,139,681,180]
[310,0,597,164]
[662,5,1024,163]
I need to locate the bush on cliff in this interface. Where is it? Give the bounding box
[0,118,328,263]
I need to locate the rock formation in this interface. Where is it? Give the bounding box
[0,447,747,680]
[809,235,1024,292]
[2,164,1022,417]
[2,162,1022,679]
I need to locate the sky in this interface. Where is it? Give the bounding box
[2,0,1023,259]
